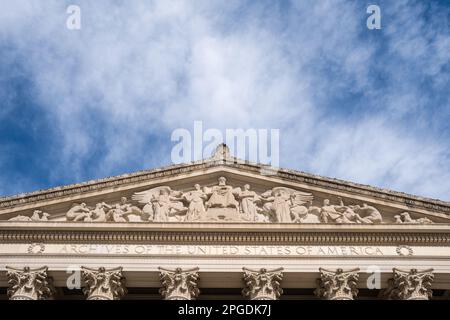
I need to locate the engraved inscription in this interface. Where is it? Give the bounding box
[53,244,387,257]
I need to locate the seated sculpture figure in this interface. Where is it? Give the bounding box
[351,203,383,224]
[204,177,239,210]
[66,203,92,222]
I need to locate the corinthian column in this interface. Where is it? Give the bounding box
[159,267,200,300]
[381,268,434,300]
[315,268,360,300]
[81,267,127,300]
[6,266,55,300]
[242,267,283,300]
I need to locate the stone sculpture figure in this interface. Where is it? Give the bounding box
[66,203,92,222]
[290,198,320,224]
[89,202,111,222]
[238,184,261,221]
[106,204,128,222]
[133,186,186,222]
[119,197,142,217]
[351,203,383,224]
[9,210,50,222]
[261,187,314,223]
[183,184,207,221]
[105,197,143,222]
[204,177,239,210]
[31,210,50,221]
[260,188,292,223]
[320,198,356,224]
[394,212,433,224]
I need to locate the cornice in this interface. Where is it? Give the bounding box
[1,222,450,245]
[0,157,449,214]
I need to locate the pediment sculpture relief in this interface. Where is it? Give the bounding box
[5,177,439,224]
[65,197,144,222]
[394,212,433,224]
[8,210,50,222]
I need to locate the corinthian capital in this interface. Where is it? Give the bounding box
[381,268,434,300]
[81,266,127,300]
[6,266,55,300]
[159,267,200,300]
[242,267,283,300]
[315,268,360,300]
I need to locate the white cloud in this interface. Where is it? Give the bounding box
[0,0,449,200]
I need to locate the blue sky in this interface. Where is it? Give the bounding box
[0,0,449,201]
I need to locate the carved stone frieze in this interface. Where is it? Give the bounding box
[242,267,283,300]
[381,268,434,300]
[6,266,55,300]
[66,197,143,223]
[81,266,127,300]
[159,267,200,300]
[40,178,424,225]
[315,268,360,300]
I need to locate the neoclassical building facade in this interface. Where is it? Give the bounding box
[0,145,449,300]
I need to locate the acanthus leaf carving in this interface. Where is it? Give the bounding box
[6,266,55,300]
[81,266,127,300]
[158,267,200,300]
[381,268,434,300]
[315,268,360,300]
[242,267,283,300]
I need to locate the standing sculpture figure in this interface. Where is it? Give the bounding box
[238,184,260,221]
[133,186,186,222]
[151,189,186,222]
[263,188,292,223]
[183,184,207,221]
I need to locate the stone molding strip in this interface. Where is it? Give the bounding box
[1,226,449,245]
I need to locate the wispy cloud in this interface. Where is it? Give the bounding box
[0,0,449,200]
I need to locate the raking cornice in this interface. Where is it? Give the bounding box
[0,157,449,215]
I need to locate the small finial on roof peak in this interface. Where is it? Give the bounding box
[212,143,231,160]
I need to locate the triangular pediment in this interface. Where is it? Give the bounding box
[1,145,449,225]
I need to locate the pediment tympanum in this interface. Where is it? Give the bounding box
[1,147,449,226]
